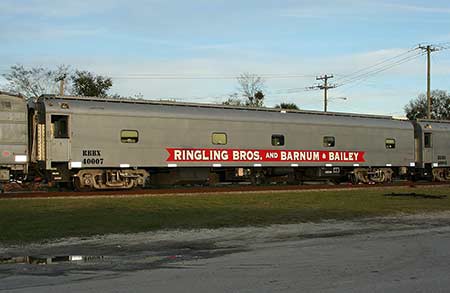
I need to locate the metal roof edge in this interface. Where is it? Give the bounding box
[416,118,450,124]
[40,94,398,120]
[0,91,27,99]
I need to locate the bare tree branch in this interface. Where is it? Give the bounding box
[2,64,70,100]
[236,72,266,107]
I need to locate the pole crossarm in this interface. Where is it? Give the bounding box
[309,74,336,112]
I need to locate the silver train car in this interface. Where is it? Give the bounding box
[1,93,450,191]
[0,91,28,189]
[413,120,450,181]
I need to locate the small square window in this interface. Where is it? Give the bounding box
[323,136,335,147]
[212,133,227,145]
[385,138,396,149]
[51,115,69,138]
[272,134,285,146]
[121,130,139,143]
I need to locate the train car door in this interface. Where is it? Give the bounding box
[423,132,433,165]
[48,114,71,162]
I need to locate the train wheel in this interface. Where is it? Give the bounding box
[432,168,446,182]
[287,173,300,185]
[349,173,358,184]
[441,168,450,182]
[250,169,267,185]
[73,177,91,192]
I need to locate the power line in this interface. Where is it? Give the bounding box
[110,74,315,80]
[336,51,423,87]
[336,51,425,88]
[273,47,423,94]
[333,48,419,84]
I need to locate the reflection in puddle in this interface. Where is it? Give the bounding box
[0,255,104,265]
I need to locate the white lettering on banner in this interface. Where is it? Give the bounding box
[329,152,360,161]
[166,148,366,162]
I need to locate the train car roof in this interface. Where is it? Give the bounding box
[38,95,414,129]
[0,91,27,112]
[0,91,26,100]
[415,119,450,131]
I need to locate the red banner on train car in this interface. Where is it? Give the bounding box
[166,148,365,162]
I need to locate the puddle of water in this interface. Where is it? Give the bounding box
[0,255,104,265]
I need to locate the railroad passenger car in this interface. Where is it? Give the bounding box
[31,95,416,190]
[413,120,450,181]
[0,91,28,189]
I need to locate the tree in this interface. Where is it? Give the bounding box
[222,93,244,106]
[275,102,299,110]
[237,72,265,107]
[404,90,450,120]
[2,65,115,99]
[2,64,69,99]
[71,70,113,97]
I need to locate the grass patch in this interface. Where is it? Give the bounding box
[1,186,450,244]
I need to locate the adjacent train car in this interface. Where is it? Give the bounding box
[32,95,416,190]
[413,120,450,181]
[0,91,28,188]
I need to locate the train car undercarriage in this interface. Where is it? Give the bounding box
[73,169,149,191]
[432,168,450,182]
[1,165,449,193]
[69,166,406,191]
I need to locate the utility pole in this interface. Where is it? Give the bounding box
[308,74,336,112]
[418,45,439,119]
[57,74,67,96]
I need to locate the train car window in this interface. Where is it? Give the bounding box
[323,136,335,147]
[385,138,396,149]
[424,133,432,148]
[121,130,139,143]
[212,133,227,145]
[0,101,12,110]
[51,115,69,138]
[272,135,285,146]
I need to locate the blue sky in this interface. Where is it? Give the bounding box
[1,0,450,115]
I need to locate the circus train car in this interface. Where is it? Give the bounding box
[1,93,449,191]
[29,95,417,190]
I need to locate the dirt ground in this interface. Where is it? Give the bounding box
[2,212,450,292]
[2,211,450,261]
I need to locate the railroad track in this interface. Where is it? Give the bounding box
[1,181,449,199]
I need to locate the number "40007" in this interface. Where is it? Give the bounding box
[83,158,104,165]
